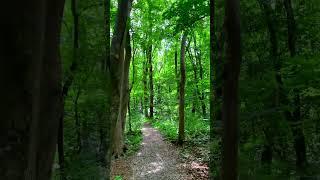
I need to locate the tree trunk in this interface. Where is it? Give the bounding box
[57,0,80,178]
[104,0,111,71]
[193,35,206,117]
[283,0,307,168]
[258,0,278,166]
[221,0,241,179]
[0,0,65,179]
[187,45,199,114]
[110,0,132,157]
[103,0,112,178]
[143,58,149,118]
[111,26,132,157]
[178,33,187,145]
[148,45,154,118]
[74,88,81,153]
[175,50,179,100]
[209,0,215,178]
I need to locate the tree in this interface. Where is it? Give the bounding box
[110,0,133,157]
[178,32,187,145]
[209,0,215,178]
[221,0,241,179]
[0,0,65,179]
[258,0,279,166]
[283,0,307,168]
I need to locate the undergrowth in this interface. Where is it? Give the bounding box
[151,113,210,163]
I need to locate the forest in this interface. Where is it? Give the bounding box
[0,0,319,179]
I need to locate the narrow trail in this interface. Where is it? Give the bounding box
[131,123,187,180]
[112,123,189,180]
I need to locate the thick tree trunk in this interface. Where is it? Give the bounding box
[221,0,241,179]
[178,33,187,145]
[0,0,65,179]
[209,0,215,178]
[102,1,112,178]
[111,14,132,157]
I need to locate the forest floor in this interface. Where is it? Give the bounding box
[111,122,208,180]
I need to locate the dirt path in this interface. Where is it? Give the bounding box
[112,123,188,180]
[130,123,187,180]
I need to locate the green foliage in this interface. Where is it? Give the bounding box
[114,175,123,180]
[151,112,209,142]
[125,131,143,156]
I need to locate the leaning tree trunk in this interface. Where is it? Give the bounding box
[221,0,241,179]
[178,33,187,145]
[110,0,132,158]
[0,0,65,179]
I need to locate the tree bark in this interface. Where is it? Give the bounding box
[102,1,112,178]
[110,1,132,156]
[0,0,65,179]
[209,0,217,178]
[178,33,187,145]
[221,0,241,179]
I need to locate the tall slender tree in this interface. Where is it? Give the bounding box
[178,32,187,145]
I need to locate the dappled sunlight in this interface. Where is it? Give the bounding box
[140,161,164,176]
[131,123,188,179]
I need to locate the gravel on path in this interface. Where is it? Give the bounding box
[130,123,188,180]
